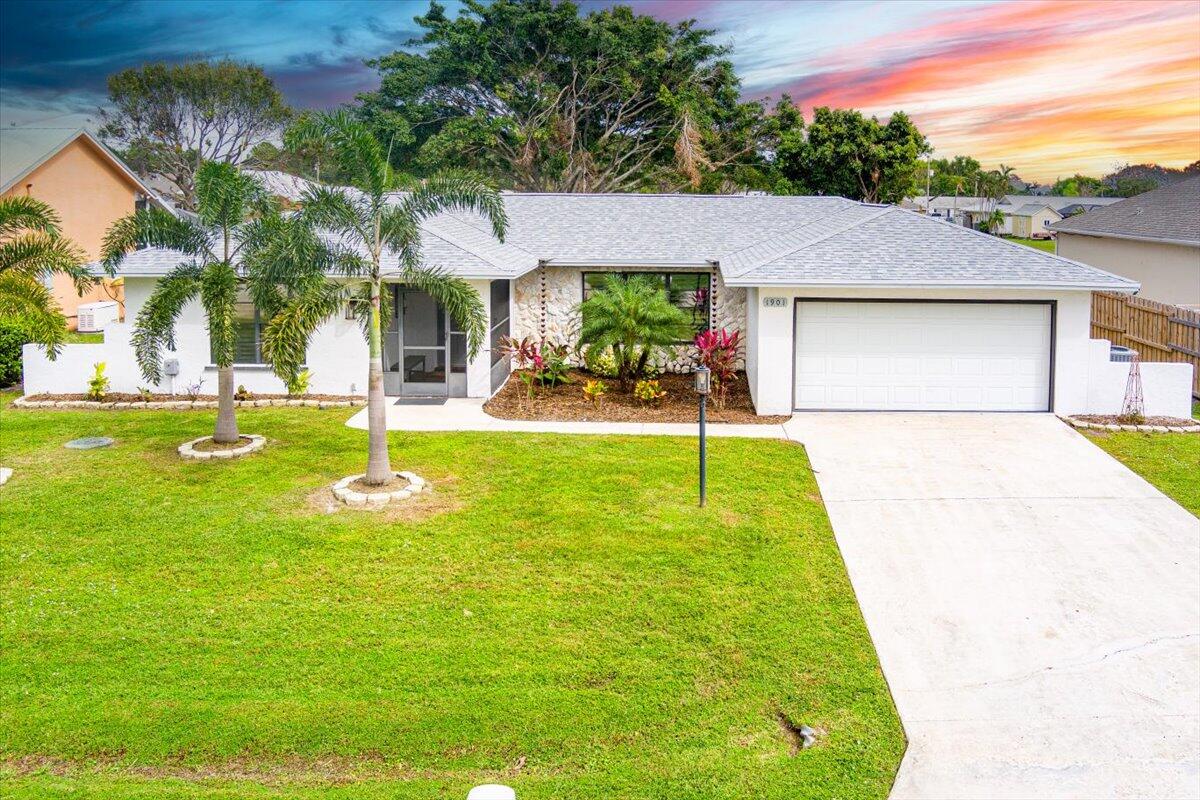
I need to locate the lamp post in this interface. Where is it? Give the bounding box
[693,365,710,507]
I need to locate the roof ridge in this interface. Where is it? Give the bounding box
[727,204,895,276]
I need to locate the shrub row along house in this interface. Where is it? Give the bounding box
[23,184,1195,418]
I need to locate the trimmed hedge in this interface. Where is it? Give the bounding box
[0,323,30,387]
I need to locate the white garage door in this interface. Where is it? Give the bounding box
[794,301,1052,411]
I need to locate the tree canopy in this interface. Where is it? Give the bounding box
[355,0,768,192]
[772,106,930,203]
[99,60,292,210]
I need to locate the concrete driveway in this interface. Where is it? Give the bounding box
[785,413,1200,800]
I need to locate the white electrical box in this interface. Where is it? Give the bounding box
[77,301,119,332]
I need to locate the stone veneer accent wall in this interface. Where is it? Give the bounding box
[512,267,747,372]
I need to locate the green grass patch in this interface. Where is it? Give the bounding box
[65,331,105,344]
[1006,237,1056,253]
[0,395,903,799]
[1084,428,1200,516]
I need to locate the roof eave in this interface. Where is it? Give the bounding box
[1052,229,1200,248]
[721,277,1140,292]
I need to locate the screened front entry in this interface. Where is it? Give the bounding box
[382,286,466,397]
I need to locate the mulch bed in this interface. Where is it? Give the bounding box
[190,436,256,452]
[1073,414,1196,427]
[23,392,356,403]
[484,369,789,424]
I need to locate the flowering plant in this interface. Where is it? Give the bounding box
[694,328,740,410]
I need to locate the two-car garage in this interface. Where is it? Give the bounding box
[792,300,1054,411]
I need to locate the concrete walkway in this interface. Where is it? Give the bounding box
[345,397,789,438]
[786,413,1200,799]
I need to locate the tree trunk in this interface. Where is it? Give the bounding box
[213,365,239,444]
[363,281,392,485]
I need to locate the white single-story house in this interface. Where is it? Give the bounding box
[23,192,1195,418]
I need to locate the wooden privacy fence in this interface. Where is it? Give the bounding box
[1091,292,1200,398]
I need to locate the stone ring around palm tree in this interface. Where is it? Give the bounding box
[332,471,429,506]
[177,435,266,461]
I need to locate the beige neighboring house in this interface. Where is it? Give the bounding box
[0,127,169,327]
[1008,203,1062,239]
[1052,176,1200,308]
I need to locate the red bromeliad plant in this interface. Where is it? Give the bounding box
[694,328,740,410]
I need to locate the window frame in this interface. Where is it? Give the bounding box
[581,270,713,340]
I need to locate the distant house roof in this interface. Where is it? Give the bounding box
[0,127,168,210]
[1050,176,1200,246]
[242,169,320,202]
[102,190,1138,292]
[1010,203,1059,217]
[912,194,1123,216]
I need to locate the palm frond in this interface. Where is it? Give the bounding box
[101,207,211,275]
[194,161,271,234]
[399,266,488,359]
[199,262,239,369]
[399,171,508,243]
[0,196,62,238]
[0,270,68,358]
[0,231,91,295]
[286,110,389,198]
[297,185,365,239]
[261,280,350,381]
[130,262,204,383]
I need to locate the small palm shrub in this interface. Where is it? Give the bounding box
[286,369,311,396]
[577,275,691,388]
[86,362,109,402]
[634,378,667,406]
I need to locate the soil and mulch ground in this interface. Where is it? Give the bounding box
[189,436,256,452]
[484,369,790,424]
[22,392,356,403]
[1072,414,1197,428]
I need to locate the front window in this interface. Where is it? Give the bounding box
[582,271,711,337]
[212,293,268,364]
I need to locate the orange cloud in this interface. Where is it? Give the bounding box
[771,0,1200,182]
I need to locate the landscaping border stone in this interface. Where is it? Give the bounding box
[1062,416,1200,434]
[178,435,266,460]
[12,396,364,411]
[332,471,429,507]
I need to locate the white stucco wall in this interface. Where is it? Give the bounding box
[1083,338,1194,419]
[743,286,1109,416]
[511,266,748,370]
[24,277,499,399]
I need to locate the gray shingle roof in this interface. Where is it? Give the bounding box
[725,207,1139,290]
[1050,176,1200,245]
[102,187,1138,291]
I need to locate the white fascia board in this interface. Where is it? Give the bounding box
[721,277,1140,292]
[541,259,716,269]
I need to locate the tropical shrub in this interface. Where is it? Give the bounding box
[583,345,617,378]
[583,379,607,407]
[286,368,311,395]
[634,378,667,406]
[86,362,109,402]
[534,342,571,388]
[498,336,570,388]
[184,378,204,400]
[234,384,252,401]
[497,335,538,370]
[137,386,153,402]
[577,274,692,388]
[0,322,30,386]
[694,328,740,410]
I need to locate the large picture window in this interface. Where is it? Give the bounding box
[582,271,711,337]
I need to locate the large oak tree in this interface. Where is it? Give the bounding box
[356,0,768,192]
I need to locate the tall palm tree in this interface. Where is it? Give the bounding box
[0,196,91,356]
[263,110,506,486]
[101,162,278,444]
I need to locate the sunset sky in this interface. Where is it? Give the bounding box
[2,0,1197,183]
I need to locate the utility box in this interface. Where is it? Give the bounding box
[163,359,180,377]
[77,301,119,332]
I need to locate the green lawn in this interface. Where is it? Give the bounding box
[1084,428,1200,516]
[0,395,903,799]
[1007,237,1056,253]
[65,331,105,344]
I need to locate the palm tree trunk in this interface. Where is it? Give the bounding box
[363,280,392,485]
[213,365,239,443]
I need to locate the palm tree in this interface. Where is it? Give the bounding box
[577,274,692,389]
[263,110,505,486]
[101,162,278,444]
[0,196,91,355]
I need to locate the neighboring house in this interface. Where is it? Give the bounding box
[1008,203,1062,239]
[0,127,170,327]
[909,195,1123,237]
[1052,176,1200,308]
[22,191,1194,418]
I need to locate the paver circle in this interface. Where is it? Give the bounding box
[178,434,266,461]
[332,471,429,507]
